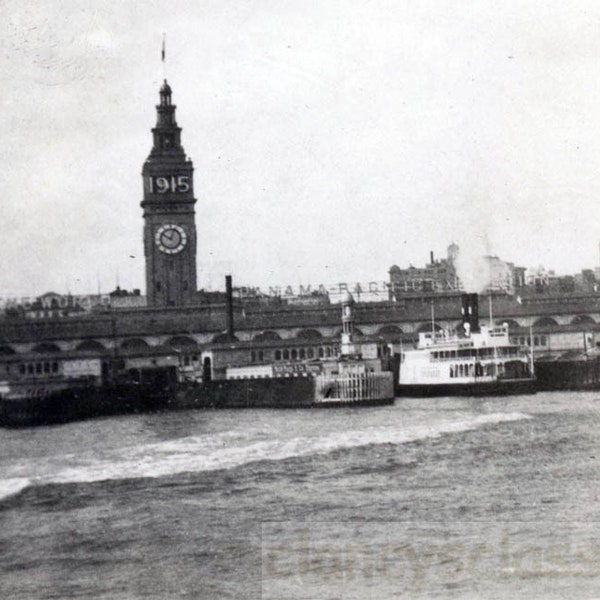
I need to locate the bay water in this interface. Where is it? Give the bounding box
[1,392,599,598]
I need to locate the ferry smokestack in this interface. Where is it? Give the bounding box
[461,293,479,334]
[225,275,234,340]
[430,251,434,264]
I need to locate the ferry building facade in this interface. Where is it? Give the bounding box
[0,81,598,367]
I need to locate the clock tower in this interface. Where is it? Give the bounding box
[141,80,197,306]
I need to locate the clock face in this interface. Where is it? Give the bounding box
[155,224,187,254]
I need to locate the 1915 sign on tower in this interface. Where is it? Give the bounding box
[141,80,197,306]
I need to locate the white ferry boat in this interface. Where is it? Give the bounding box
[397,294,535,396]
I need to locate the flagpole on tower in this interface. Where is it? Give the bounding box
[161,32,166,78]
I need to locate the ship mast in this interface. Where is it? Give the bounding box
[529,326,535,377]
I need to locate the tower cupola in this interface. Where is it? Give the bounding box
[160,79,172,103]
[149,79,184,157]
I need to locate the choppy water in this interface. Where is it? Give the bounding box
[1,392,599,599]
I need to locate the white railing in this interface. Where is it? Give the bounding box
[314,372,393,403]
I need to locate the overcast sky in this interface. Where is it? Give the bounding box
[2,0,600,297]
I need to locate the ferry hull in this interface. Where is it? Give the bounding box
[0,376,395,427]
[397,378,536,397]
[173,378,316,409]
[535,358,600,391]
[0,384,172,428]
[172,377,394,410]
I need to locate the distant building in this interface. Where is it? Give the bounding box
[522,265,598,296]
[108,287,146,309]
[25,293,87,319]
[388,244,528,299]
[284,292,330,307]
[483,256,514,293]
[513,266,527,288]
[5,292,111,319]
[388,245,460,300]
[527,266,554,289]
[575,269,596,291]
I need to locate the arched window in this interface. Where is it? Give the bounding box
[76,340,106,353]
[571,315,595,326]
[254,331,282,342]
[275,350,282,360]
[533,317,559,328]
[297,329,323,340]
[121,338,150,352]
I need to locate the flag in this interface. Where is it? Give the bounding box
[161,34,166,62]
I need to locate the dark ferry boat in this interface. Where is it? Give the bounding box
[0,353,177,427]
[173,290,394,409]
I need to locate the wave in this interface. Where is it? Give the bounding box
[0,478,32,501]
[0,411,531,495]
